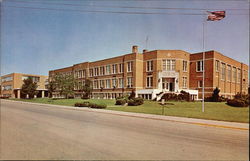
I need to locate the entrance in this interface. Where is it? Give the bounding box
[162,78,175,92]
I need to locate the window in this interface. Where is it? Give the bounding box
[232,67,236,82]
[227,65,231,82]
[237,69,241,83]
[112,64,118,74]
[127,77,133,88]
[94,67,99,76]
[89,69,93,77]
[100,67,105,76]
[106,79,111,88]
[118,78,124,88]
[112,78,117,88]
[197,61,204,72]
[100,80,105,88]
[93,80,99,89]
[119,63,124,73]
[146,76,153,88]
[106,65,111,75]
[183,61,187,72]
[183,77,187,88]
[215,60,220,72]
[221,63,226,80]
[198,80,203,88]
[3,85,12,90]
[162,59,175,71]
[147,60,153,72]
[127,61,133,72]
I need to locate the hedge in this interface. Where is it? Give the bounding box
[74,101,106,109]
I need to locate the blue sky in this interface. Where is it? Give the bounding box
[1,0,249,76]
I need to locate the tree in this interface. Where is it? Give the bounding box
[128,90,136,100]
[54,74,76,99]
[21,77,38,99]
[80,79,93,99]
[47,80,57,98]
[211,87,220,102]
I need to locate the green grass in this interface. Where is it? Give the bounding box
[10,98,249,123]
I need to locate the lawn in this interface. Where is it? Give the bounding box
[9,98,249,123]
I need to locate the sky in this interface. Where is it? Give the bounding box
[1,0,249,76]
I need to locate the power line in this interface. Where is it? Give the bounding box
[6,0,249,11]
[5,5,249,15]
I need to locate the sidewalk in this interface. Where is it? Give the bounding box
[2,99,249,131]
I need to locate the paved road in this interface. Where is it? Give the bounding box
[0,100,249,160]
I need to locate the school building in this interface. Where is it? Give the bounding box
[0,73,48,98]
[49,46,249,100]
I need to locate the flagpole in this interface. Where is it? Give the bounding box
[202,12,206,113]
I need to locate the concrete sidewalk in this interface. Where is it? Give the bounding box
[2,99,249,130]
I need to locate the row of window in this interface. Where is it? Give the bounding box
[22,76,40,82]
[91,77,133,89]
[1,76,13,82]
[2,85,12,90]
[216,60,242,83]
[89,62,132,77]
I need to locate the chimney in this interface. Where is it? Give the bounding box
[132,45,138,53]
[143,49,148,53]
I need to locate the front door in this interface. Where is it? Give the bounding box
[162,81,169,91]
[169,82,173,91]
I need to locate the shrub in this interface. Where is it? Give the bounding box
[227,99,248,107]
[89,103,107,109]
[128,90,136,100]
[128,97,144,106]
[74,101,90,107]
[115,99,127,105]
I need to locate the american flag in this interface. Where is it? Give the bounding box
[207,11,226,21]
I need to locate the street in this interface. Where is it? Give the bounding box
[0,100,249,160]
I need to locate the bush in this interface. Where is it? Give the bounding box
[128,97,144,106]
[227,93,249,107]
[128,90,136,100]
[115,99,127,105]
[74,101,90,107]
[89,103,107,109]
[227,99,248,107]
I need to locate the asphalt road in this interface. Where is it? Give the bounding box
[0,100,249,160]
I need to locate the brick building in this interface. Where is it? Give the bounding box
[49,46,248,100]
[0,73,48,98]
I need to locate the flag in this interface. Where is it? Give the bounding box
[207,11,225,21]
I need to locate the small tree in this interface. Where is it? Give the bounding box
[128,90,136,100]
[21,77,38,99]
[211,87,220,102]
[54,74,76,99]
[47,80,57,98]
[81,79,93,99]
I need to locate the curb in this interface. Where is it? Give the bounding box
[2,99,249,131]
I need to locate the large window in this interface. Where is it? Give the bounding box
[94,67,99,76]
[215,60,220,72]
[93,80,99,89]
[112,78,117,88]
[146,76,153,88]
[227,65,231,82]
[183,77,187,88]
[127,77,133,88]
[89,69,93,77]
[183,61,187,72]
[237,69,241,83]
[112,64,118,74]
[106,65,111,75]
[232,67,236,82]
[100,67,105,76]
[3,85,12,90]
[221,63,226,80]
[119,63,124,73]
[163,59,175,71]
[1,76,13,82]
[106,79,111,88]
[127,61,133,72]
[197,61,204,72]
[118,78,124,88]
[100,80,105,88]
[147,60,153,72]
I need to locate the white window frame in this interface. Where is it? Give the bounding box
[163,59,176,71]
[147,60,153,72]
[119,63,124,73]
[146,76,153,88]
[215,60,220,72]
[118,78,124,88]
[196,61,204,72]
[127,61,133,72]
[183,61,187,72]
[127,77,133,88]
